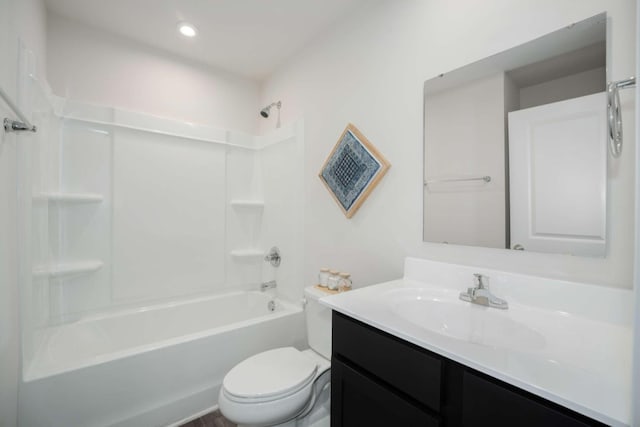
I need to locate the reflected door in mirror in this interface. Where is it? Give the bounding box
[508,92,607,256]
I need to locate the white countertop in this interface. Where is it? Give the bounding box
[320,259,633,427]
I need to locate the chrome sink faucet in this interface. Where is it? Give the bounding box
[459,274,508,309]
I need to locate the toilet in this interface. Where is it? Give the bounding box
[218,286,332,427]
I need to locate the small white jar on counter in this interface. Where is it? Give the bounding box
[338,272,352,292]
[327,270,341,290]
[318,268,330,287]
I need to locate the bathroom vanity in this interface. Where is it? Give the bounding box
[331,311,604,427]
[321,258,633,427]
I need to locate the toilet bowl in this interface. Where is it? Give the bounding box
[219,286,332,427]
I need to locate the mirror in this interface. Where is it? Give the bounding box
[423,13,609,257]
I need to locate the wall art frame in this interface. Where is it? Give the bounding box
[319,123,390,218]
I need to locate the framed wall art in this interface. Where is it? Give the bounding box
[319,123,390,218]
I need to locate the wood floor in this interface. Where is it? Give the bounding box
[179,409,236,427]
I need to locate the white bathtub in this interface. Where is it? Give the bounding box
[19,291,306,427]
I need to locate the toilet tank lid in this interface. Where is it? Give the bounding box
[223,347,317,400]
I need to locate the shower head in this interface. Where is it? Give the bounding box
[260,101,281,119]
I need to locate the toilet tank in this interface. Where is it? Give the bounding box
[304,286,332,359]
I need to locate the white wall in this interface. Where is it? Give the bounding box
[259,0,637,292]
[0,2,21,417]
[46,13,260,134]
[14,0,47,80]
[0,0,47,424]
[631,3,639,424]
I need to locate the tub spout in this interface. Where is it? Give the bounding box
[260,280,277,292]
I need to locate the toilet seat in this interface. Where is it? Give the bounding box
[222,347,318,404]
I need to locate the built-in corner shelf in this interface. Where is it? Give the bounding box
[230,249,264,259]
[34,192,104,204]
[32,260,103,279]
[230,200,265,209]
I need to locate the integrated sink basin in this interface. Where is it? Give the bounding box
[385,288,546,351]
[319,257,633,427]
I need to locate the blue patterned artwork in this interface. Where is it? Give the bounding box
[319,124,390,218]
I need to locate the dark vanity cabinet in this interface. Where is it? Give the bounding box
[331,312,606,427]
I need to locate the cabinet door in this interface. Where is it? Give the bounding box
[462,371,600,427]
[332,311,442,411]
[331,358,439,427]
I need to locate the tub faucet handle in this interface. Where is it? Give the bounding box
[264,246,281,267]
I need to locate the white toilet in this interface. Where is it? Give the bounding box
[218,286,332,427]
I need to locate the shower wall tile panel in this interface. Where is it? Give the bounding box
[50,123,112,321]
[225,147,262,288]
[112,128,226,302]
[258,122,304,303]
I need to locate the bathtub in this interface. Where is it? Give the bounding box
[19,291,306,427]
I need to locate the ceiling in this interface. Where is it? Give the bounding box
[44,0,372,80]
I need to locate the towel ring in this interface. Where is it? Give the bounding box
[607,77,635,158]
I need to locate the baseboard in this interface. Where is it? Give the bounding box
[165,404,219,427]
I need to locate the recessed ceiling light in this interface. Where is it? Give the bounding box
[178,23,197,38]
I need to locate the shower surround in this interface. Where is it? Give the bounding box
[17,75,305,426]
